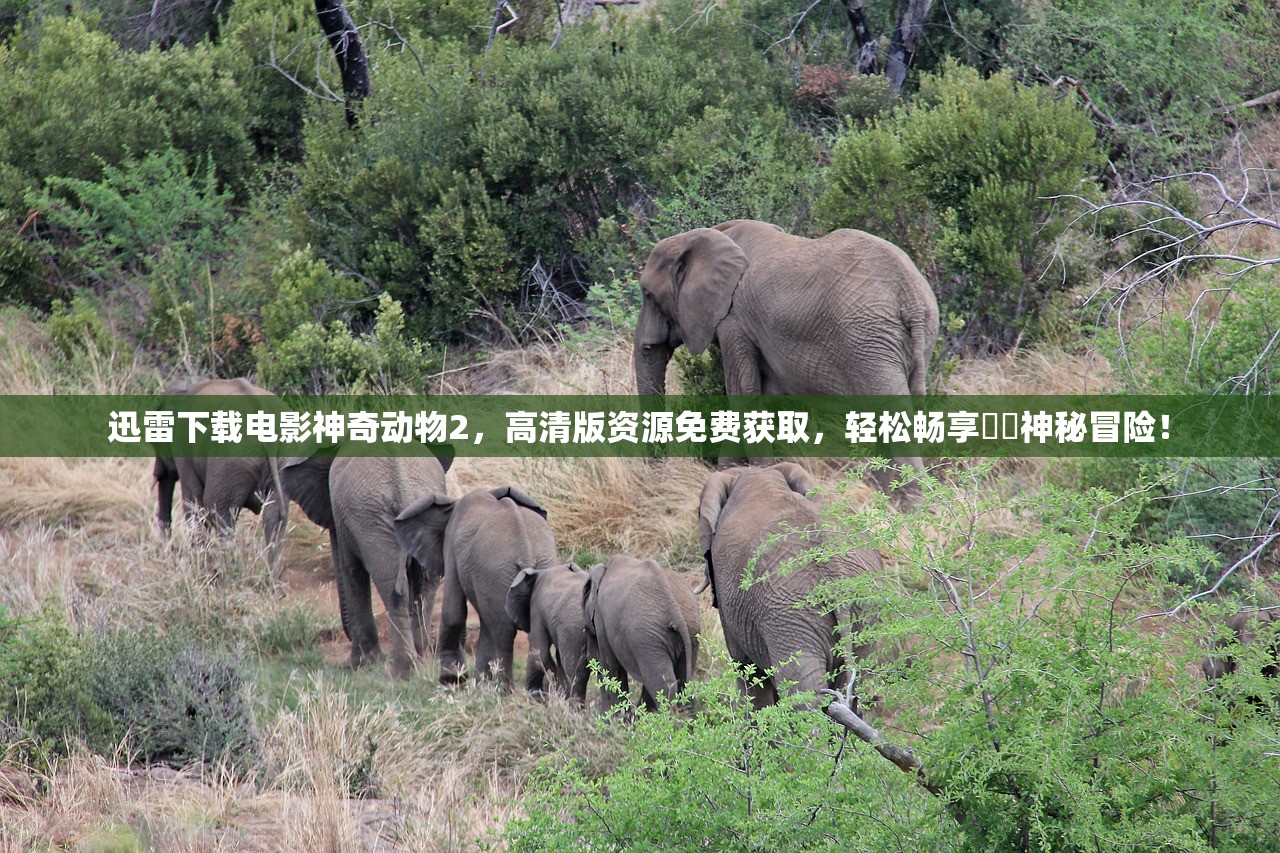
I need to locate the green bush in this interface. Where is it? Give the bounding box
[0,603,113,764]
[1114,271,1280,395]
[673,344,725,397]
[28,148,230,288]
[817,62,1102,350]
[256,261,438,395]
[1005,0,1278,175]
[0,605,257,772]
[88,628,259,771]
[800,465,1280,848]
[45,293,120,360]
[507,666,950,851]
[291,7,793,341]
[0,14,254,207]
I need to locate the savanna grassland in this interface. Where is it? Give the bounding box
[3,0,1280,849]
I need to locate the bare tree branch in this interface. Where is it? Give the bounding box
[820,689,940,794]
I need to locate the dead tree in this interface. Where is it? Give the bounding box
[314,0,370,127]
[884,0,932,94]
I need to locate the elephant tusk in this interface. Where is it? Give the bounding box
[693,577,709,595]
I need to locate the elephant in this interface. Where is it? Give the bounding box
[582,554,700,712]
[698,462,882,708]
[153,377,289,570]
[633,219,940,505]
[505,563,591,701]
[395,485,557,689]
[282,453,452,680]
[1202,609,1280,683]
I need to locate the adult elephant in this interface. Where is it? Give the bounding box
[282,453,452,680]
[395,486,558,689]
[698,462,882,708]
[153,377,289,570]
[582,554,701,713]
[633,220,939,504]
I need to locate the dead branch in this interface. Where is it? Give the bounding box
[1219,88,1280,115]
[819,689,940,795]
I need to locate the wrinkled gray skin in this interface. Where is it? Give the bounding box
[583,554,700,713]
[153,378,289,571]
[506,563,591,701]
[1202,609,1280,682]
[634,220,939,505]
[283,454,452,680]
[699,462,882,708]
[395,486,557,689]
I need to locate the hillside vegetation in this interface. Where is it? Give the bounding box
[3,0,1280,849]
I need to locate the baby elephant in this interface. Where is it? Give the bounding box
[1202,609,1280,682]
[506,563,591,701]
[395,485,557,688]
[583,554,700,712]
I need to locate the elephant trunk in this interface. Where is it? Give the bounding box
[634,339,672,397]
[634,298,675,397]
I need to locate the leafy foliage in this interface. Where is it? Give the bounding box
[818,62,1102,350]
[507,666,950,851]
[255,252,437,392]
[1004,0,1279,175]
[809,465,1279,849]
[0,604,258,772]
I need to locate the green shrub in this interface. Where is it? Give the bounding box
[507,666,950,851]
[45,293,119,359]
[1114,271,1280,395]
[649,106,817,237]
[1005,0,1278,175]
[291,7,792,341]
[673,343,725,397]
[0,604,258,772]
[88,628,259,772]
[28,148,230,288]
[817,62,1102,350]
[801,465,1280,848]
[0,603,113,764]
[257,290,438,394]
[0,14,254,206]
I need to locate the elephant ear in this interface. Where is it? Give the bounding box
[582,562,608,636]
[697,470,743,557]
[394,493,456,570]
[490,485,548,520]
[281,453,337,530]
[672,228,748,356]
[772,462,817,498]
[505,568,542,633]
[426,443,455,475]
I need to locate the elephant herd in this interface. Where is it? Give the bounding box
[149,220,1278,709]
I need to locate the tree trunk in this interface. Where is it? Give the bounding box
[314,0,370,127]
[885,0,932,94]
[843,0,878,74]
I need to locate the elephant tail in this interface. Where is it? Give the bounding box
[904,294,939,397]
[672,618,695,686]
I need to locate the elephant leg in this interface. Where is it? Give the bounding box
[260,487,288,574]
[409,561,438,658]
[436,556,469,685]
[595,632,628,714]
[371,572,417,682]
[525,620,553,697]
[335,541,380,668]
[773,649,832,707]
[718,338,763,467]
[154,459,178,536]
[476,622,516,691]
